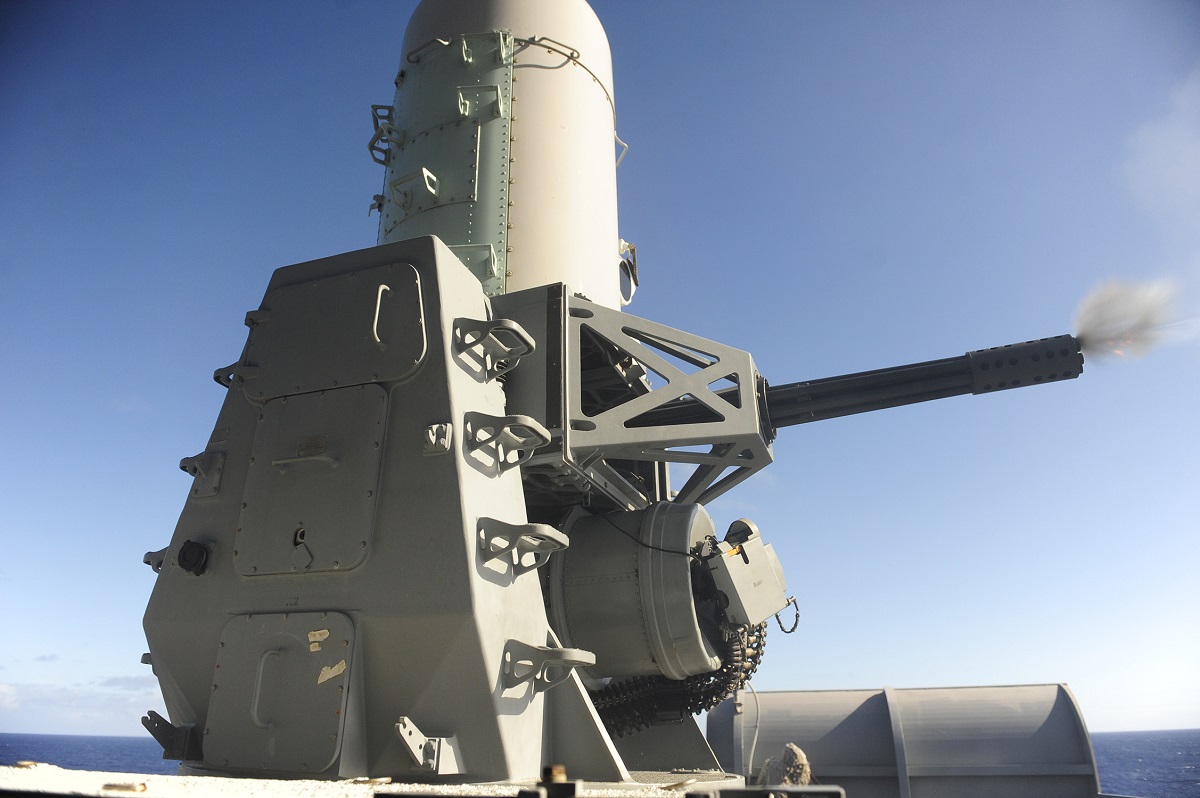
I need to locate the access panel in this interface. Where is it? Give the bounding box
[204,611,355,774]
[236,384,386,575]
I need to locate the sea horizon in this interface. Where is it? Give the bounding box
[2,728,1198,797]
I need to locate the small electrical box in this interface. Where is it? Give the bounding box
[708,526,789,626]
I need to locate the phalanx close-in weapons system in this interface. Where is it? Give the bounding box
[141,0,1088,789]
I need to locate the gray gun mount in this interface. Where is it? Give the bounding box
[141,239,1085,780]
[141,239,1082,781]
[143,239,793,782]
[139,0,1094,784]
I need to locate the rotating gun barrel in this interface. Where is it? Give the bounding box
[765,334,1084,429]
[639,334,1084,433]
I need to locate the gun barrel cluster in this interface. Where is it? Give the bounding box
[764,334,1083,429]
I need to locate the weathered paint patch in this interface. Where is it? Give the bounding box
[317,659,347,684]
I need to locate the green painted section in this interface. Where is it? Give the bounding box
[376,32,513,297]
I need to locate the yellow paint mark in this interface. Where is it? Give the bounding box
[317,659,347,684]
[307,629,330,643]
[309,642,322,652]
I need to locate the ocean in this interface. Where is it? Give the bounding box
[1091,729,1200,798]
[1,729,1198,796]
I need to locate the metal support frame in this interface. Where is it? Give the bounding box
[394,716,464,775]
[554,297,773,509]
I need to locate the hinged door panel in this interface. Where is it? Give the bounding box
[239,262,425,401]
[236,384,386,575]
[205,612,354,773]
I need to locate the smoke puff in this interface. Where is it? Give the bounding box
[1074,279,1177,359]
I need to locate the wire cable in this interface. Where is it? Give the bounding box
[591,510,703,564]
[775,596,800,633]
[746,681,762,783]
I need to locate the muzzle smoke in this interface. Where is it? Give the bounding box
[1074,278,1178,359]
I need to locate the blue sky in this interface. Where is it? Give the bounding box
[1,1,1197,738]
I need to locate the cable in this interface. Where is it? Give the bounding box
[591,510,703,564]
[775,596,799,633]
[746,681,762,782]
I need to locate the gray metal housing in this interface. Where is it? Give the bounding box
[143,237,634,781]
[708,684,1111,798]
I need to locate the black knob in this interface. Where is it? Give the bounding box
[177,540,209,576]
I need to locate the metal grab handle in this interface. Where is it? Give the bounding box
[250,649,281,729]
[525,34,579,60]
[271,454,338,471]
[478,518,569,576]
[453,317,537,382]
[463,412,551,472]
[373,284,391,344]
[615,132,629,168]
[407,37,450,63]
[501,639,594,692]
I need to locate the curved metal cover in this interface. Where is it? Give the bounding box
[551,503,720,680]
[708,684,1102,798]
[204,612,355,774]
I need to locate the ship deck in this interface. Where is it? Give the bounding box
[0,762,739,798]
